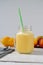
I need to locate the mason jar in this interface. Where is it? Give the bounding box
[16,25,34,54]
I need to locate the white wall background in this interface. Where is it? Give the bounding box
[0,0,43,38]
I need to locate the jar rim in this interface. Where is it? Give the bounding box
[18,25,32,31]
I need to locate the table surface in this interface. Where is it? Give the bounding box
[0,48,43,65]
[0,62,43,65]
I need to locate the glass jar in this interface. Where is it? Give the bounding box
[16,25,34,54]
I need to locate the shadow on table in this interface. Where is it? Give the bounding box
[31,48,43,55]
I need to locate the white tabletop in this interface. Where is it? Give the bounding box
[0,48,43,65]
[0,62,43,65]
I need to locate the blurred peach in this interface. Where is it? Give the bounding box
[1,36,10,47]
[39,38,43,48]
[34,38,37,47]
[8,38,15,47]
[1,36,16,47]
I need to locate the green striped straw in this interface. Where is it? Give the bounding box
[18,8,24,32]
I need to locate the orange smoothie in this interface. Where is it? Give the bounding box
[16,31,34,54]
